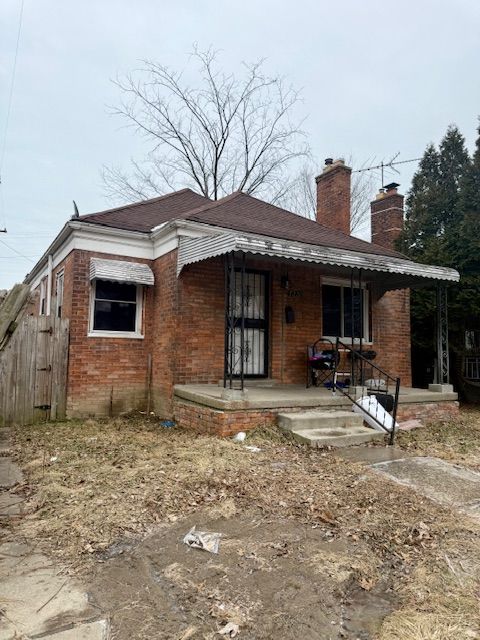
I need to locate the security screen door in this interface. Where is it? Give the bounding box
[229,270,269,377]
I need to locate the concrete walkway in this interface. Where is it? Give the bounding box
[336,444,480,521]
[0,429,109,640]
[372,456,480,520]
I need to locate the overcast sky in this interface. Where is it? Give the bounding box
[0,0,479,288]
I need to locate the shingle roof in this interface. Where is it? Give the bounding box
[79,189,210,232]
[80,188,405,259]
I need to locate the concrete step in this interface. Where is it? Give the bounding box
[217,378,279,388]
[289,426,385,448]
[277,410,364,431]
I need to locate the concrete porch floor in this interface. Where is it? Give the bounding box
[173,382,458,411]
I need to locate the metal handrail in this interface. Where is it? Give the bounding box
[333,338,401,445]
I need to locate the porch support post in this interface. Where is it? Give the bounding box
[223,252,236,389]
[239,251,246,391]
[223,251,246,391]
[359,268,363,384]
[436,285,450,384]
[350,269,355,386]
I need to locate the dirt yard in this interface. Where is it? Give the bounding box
[4,410,480,639]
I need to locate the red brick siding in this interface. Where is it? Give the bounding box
[175,258,225,385]
[371,288,412,385]
[150,250,179,417]
[371,192,404,249]
[316,163,352,235]
[29,247,414,418]
[396,400,459,423]
[65,250,154,417]
[175,256,412,387]
[174,398,460,437]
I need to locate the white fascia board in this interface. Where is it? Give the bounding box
[27,222,153,289]
[150,220,221,260]
[174,220,221,238]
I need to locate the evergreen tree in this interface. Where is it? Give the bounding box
[397,124,473,388]
[447,122,480,355]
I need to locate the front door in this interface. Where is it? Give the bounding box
[229,270,269,377]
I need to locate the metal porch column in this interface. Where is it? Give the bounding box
[223,251,246,389]
[436,285,450,384]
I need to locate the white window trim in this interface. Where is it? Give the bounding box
[88,279,144,339]
[39,277,47,316]
[321,277,372,344]
[55,269,65,318]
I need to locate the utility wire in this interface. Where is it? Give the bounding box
[0,0,26,230]
[0,237,35,262]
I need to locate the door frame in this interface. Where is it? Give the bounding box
[231,267,270,379]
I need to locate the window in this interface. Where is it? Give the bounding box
[322,281,370,341]
[55,271,64,318]
[39,277,47,316]
[89,280,142,337]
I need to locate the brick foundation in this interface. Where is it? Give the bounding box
[174,397,460,437]
[396,400,460,423]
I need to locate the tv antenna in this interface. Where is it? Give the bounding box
[352,152,422,187]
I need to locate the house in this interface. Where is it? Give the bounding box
[24,159,460,436]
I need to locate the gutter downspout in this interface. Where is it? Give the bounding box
[46,254,53,315]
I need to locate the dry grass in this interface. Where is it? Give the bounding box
[397,406,480,470]
[7,410,480,638]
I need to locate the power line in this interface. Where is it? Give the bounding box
[0,255,41,259]
[0,237,35,262]
[0,0,26,231]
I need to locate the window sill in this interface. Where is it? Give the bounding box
[322,336,373,345]
[87,331,144,340]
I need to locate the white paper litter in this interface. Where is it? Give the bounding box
[244,445,261,452]
[232,432,246,442]
[219,622,240,637]
[183,526,221,554]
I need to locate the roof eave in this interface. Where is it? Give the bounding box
[24,220,152,285]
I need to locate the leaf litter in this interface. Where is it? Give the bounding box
[7,413,480,639]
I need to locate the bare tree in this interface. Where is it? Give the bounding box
[104,48,309,203]
[278,157,377,234]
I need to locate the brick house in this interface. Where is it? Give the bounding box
[25,159,459,434]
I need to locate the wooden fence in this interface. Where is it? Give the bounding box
[0,315,69,426]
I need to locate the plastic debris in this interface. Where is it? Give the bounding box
[159,420,176,428]
[244,445,261,452]
[219,622,240,637]
[183,526,221,554]
[232,432,246,442]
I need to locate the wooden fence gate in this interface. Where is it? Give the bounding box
[0,315,69,426]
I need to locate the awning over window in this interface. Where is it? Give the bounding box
[90,258,154,286]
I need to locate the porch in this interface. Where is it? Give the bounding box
[173,382,459,438]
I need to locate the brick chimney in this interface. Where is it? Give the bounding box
[370,183,404,250]
[315,158,352,235]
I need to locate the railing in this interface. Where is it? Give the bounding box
[333,339,401,445]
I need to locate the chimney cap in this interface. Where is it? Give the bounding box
[324,158,334,165]
[384,182,400,191]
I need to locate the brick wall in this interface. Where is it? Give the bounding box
[174,255,412,387]
[66,250,155,416]
[29,247,413,418]
[150,250,179,417]
[371,288,412,385]
[316,160,352,235]
[175,257,325,385]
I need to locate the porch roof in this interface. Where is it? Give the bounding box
[177,230,459,290]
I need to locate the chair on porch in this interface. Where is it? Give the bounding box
[306,338,339,388]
